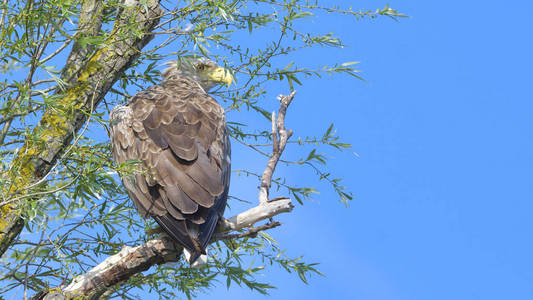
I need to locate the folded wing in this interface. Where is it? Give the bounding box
[110,81,230,259]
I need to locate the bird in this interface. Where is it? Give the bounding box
[109,57,232,264]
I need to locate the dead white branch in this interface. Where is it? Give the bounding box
[259,91,296,204]
[220,197,293,231]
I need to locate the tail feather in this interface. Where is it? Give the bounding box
[154,183,229,266]
[197,212,220,250]
[153,214,202,256]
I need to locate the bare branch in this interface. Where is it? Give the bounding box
[219,197,293,231]
[259,91,296,204]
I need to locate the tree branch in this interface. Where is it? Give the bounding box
[0,0,163,258]
[59,0,105,81]
[34,92,298,299]
[35,200,293,300]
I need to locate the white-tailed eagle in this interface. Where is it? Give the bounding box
[109,58,232,264]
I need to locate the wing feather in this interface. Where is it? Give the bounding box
[159,188,185,220]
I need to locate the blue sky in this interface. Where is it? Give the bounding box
[196,1,533,300]
[2,1,532,299]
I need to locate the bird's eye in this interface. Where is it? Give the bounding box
[197,64,206,71]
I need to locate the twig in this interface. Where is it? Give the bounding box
[39,40,72,65]
[213,221,281,241]
[228,195,252,204]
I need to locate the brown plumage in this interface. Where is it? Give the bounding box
[109,58,232,263]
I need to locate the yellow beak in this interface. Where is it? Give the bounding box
[207,66,233,87]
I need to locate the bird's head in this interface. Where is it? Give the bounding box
[162,57,233,91]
